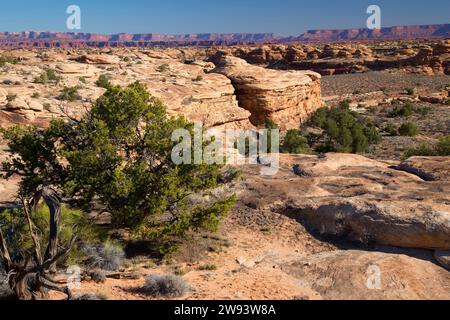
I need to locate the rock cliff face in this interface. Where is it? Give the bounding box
[0,24,449,48]
[296,24,450,42]
[211,56,322,129]
[0,32,278,48]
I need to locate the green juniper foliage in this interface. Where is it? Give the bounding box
[0,56,18,66]
[1,82,235,250]
[404,136,450,159]
[398,122,418,137]
[33,68,62,84]
[58,86,81,101]
[308,101,381,153]
[281,129,312,154]
[95,74,112,89]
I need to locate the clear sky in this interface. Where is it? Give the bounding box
[0,0,449,36]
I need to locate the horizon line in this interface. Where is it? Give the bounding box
[1,22,449,38]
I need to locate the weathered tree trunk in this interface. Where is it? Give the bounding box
[0,188,76,300]
[42,188,62,273]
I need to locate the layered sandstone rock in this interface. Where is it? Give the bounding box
[239,154,450,253]
[0,49,254,131]
[211,56,322,129]
[281,250,450,300]
[70,54,121,65]
[393,156,450,181]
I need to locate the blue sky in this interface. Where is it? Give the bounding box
[0,0,449,36]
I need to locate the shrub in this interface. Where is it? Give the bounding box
[198,263,217,271]
[95,75,111,89]
[403,136,450,158]
[31,92,40,98]
[192,75,203,82]
[58,86,81,101]
[308,101,381,154]
[435,136,450,155]
[156,64,170,73]
[141,274,188,297]
[0,56,18,66]
[351,124,369,153]
[363,122,382,144]
[33,68,62,84]
[81,242,125,271]
[385,123,398,136]
[405,87,415,95]
[403,145,437,158]
[89,270,107,283]
[417,106,431,116]
[282,129,311,154]
[6,94,17,102]
[389,103,414,117]
[264,119,279,153]
[398,122,418,137]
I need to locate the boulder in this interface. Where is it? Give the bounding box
[211,56,322,129]
[4,98,29,110]
[27,100,44,112]
[282,250,450,300]
[71,54,120,65]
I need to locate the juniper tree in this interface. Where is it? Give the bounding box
[1,82,235,298]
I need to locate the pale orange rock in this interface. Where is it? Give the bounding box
[211,56,322,129]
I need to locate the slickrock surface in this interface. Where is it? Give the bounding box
[0,49,255,131]
[238,153,450,252]
[212,56,322,129]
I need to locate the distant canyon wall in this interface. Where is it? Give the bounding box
[0,24,449,48]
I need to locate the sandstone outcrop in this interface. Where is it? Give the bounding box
[0,49,255,131]
[393,156,450,181]
[71,54,121,65]
[211,56,322,129]
[238,154,450,252]
[281,250,450,300]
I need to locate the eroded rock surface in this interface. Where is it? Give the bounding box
[211,56,322,129]
[238,154,450,251]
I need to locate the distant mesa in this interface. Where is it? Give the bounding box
[0,24,449,48]
[296,24,450,42]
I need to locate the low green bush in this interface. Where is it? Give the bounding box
[404,136,450,158]
[281,129,312,154]
[0,56,18,66]
[95,75,111,89]
[398,122,418,137]
[59,86,81,101]
[33,69,62,84]
[308,101,381,154]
